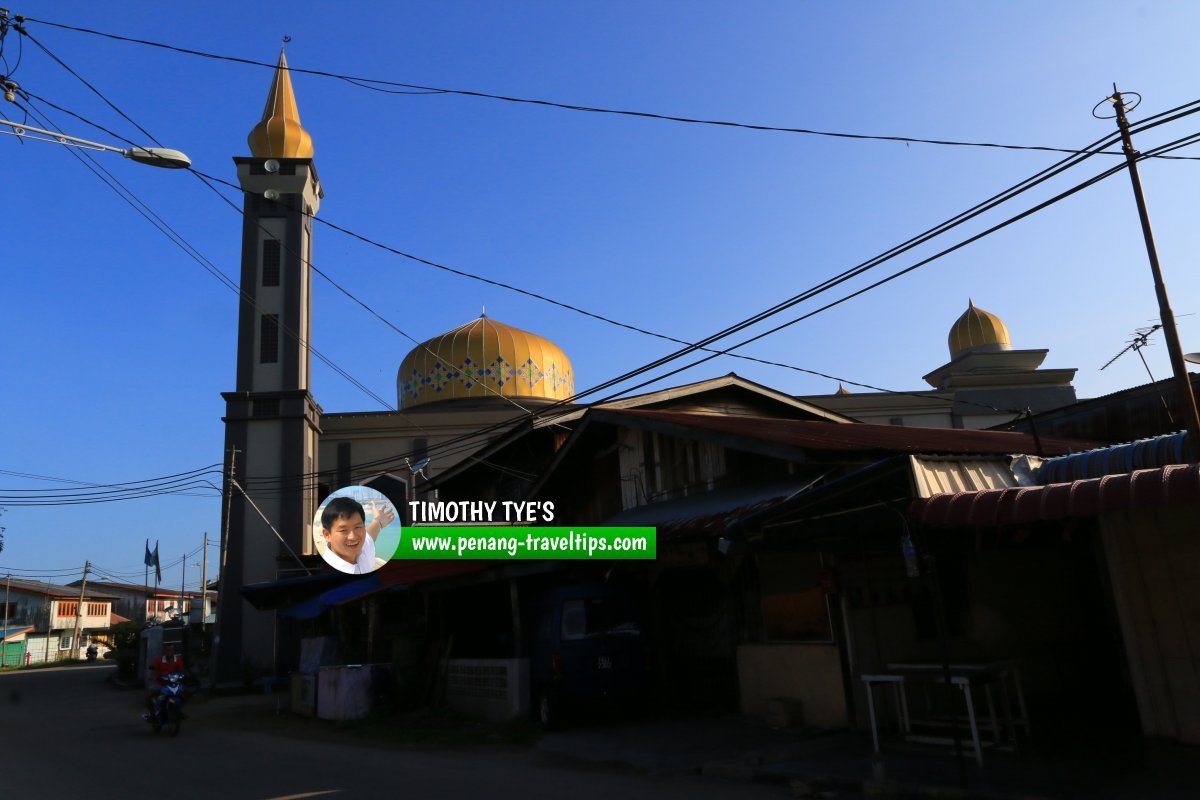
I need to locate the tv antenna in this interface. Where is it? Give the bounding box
[1101,323,1175,425]
[1100,324,1162,372]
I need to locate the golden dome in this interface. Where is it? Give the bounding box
[247,50,314,159]
[948,299,1012,357]
[398,316,575,408]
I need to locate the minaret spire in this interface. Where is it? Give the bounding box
[247,49,314,158]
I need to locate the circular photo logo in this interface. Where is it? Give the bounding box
[312,486,402,574]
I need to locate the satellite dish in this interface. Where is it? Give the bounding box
[409,457,431,473]
[1185,352,1200,364]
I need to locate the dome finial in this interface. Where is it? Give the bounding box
[948,300,1012,356]
[247,49,314,159]
[481,305,486,318]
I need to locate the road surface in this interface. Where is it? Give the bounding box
[1,663,790,800]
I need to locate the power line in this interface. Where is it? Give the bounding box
[12,95,395,413]
[206,138,1151,494]
[139,122,1200,498]
[17,15,1200,160]
[15,36,568,440]
[17,32,1200,443]
[10,28,1199,494]
[17,79,1198,411]
[0,464,222,492]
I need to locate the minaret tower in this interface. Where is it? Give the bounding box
[216,51,324,682]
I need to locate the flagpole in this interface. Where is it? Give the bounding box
[153,540,160,619]
[144,539,149,623]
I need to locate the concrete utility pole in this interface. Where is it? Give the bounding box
[2,574,10,670]
[72,561,89,661]
[43,585,51,663]
[180,555,186,619]
[221,448,238,575]
[1109,87,1200,459]
[200,532,208,639]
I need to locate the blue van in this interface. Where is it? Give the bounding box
[529,583,648,728]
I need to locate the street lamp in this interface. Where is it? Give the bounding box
[0,118,190,168]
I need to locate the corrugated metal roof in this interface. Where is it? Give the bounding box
[602,482,804,541]
[911,463,1200,527]
[601,409,1096,456]
[2,625,33,641]
[1038,432,1188,484]
[909,455,1042,499]
[3,578,118,600]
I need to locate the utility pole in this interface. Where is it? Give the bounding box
[180,555,186,620]
[1109,87,1200,459]
[72,561,89,661]
[2,574,10,670]
[221,447,238,574]
[200,532,208,639]
[43,585,51,664]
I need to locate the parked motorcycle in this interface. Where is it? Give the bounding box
[143,672,186,736]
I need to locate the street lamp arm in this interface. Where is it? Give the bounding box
[0,118,191,168]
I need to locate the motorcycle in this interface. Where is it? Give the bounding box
[85,645,98,662]
[143,672,186,736]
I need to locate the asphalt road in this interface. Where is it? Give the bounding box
[0,664,790,800]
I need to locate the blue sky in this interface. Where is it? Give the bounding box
[3,2,1199,582]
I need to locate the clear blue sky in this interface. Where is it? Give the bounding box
[3,2,1199,582]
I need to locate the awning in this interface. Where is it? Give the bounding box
[2,625,33,642]
[603,481,806,542]
[911,463,1200,528]
[241,571,351,611]
[280,560,488,620]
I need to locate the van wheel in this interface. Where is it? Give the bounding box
[538,689,560,730]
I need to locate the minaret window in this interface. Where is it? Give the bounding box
[260,314,280,363]
[262,240,281,286]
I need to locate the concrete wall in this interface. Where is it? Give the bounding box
[736,643,847,728]
[1102,506,1200,744]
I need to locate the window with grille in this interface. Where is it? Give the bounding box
[86,603,106,617]
[262,239,281,286]
[260,314,279,363]
[58,601,78,618]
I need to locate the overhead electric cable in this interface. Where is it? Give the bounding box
[13,96,395,412]
[17,16,1200,160]
[11,23,1200,494]
[20,32,1199,438]
[215,123,1200,496]
[0,464,222,493]
[14,34,572,446]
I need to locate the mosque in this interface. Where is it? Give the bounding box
[213,55,1078,682]
[214,53,588,681]
[797,300,1078,429]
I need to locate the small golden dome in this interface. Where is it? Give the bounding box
[398,316,575,408]
[948,299,1012,356]
[835,382,852,396]
[247,50,314,159]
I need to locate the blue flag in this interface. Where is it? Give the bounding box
[153,541,161,584]
[144,539,154,568]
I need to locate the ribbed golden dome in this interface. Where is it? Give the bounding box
[247,50,314,159]
[398,316,575,408]
[948,300,1012,357]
